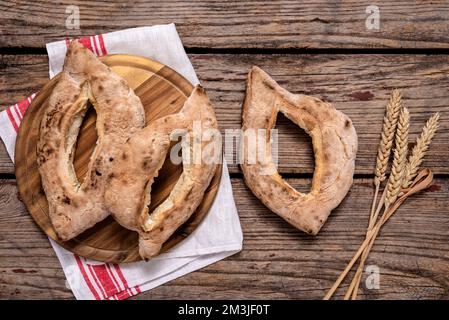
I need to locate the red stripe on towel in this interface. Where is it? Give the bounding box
[98,34,107,55]
[77,37,94,53]
[6,108,19,133]
[105,264,122,294]
[13,104,22,120]
[18,94,34,116]
[86,263,107,299]
[74,255,100,300]
[92,36,100,56]
[91,264,119,297]
[113,264,129,288]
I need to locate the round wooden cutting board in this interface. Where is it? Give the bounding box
[14,54,222,263]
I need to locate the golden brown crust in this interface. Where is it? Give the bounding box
[36,41,145,240]
[241,66,358,235]
[104,85,220,259]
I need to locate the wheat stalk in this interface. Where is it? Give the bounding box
[348,110,439,300]
[368,90,402,231]
[402,113,440,189]
[328,101,439,300]
[374,89,402,186]
[344,91,403,299]
[345,106,409,300]
[385,107,409,208]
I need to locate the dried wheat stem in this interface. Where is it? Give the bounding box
[350,208,387,299]
[402,113,440,189]
[348,169,432,300]
[385,107,410,207]
[368,184,380,229]
[329,193,396,301]
[345,108,409,299]
[346,188,387,299]
[349,235,375,299]
[373,89,402,186]
[370,90,402,228]
[323,228,378,300]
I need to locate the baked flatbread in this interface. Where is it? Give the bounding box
[241,66,357,235]
[105,85,220,259]
[37,41,145,240]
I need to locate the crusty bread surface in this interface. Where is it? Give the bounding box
[37,41,145,240]
[105,85,220,259]
[241,66,358,235]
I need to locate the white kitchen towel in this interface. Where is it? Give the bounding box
[0,24,243,300]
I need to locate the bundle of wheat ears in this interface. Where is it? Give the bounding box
[324,89,440,300]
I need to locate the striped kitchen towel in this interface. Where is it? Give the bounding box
[0,24,243,300]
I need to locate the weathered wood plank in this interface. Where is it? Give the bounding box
[2,1,449,49]
[1,54,448,174]
[0,178,447,299]
[0,143,13,174]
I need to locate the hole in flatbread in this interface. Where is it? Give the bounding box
[73,101,98,184]
[276,113,314,193]
[147,138,184,213]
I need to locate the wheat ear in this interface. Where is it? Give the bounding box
[369,90,402,228]
[374,89,402,186]
[385,107,410,209]
[402,113,440,189]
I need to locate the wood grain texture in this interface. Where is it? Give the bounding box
[1,54,448,174]
[0,143,13,174]
[0,178,447,299]
[2,1,449,49]
[13,54,221,263]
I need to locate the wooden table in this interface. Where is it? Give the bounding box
[0,1,448,300]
